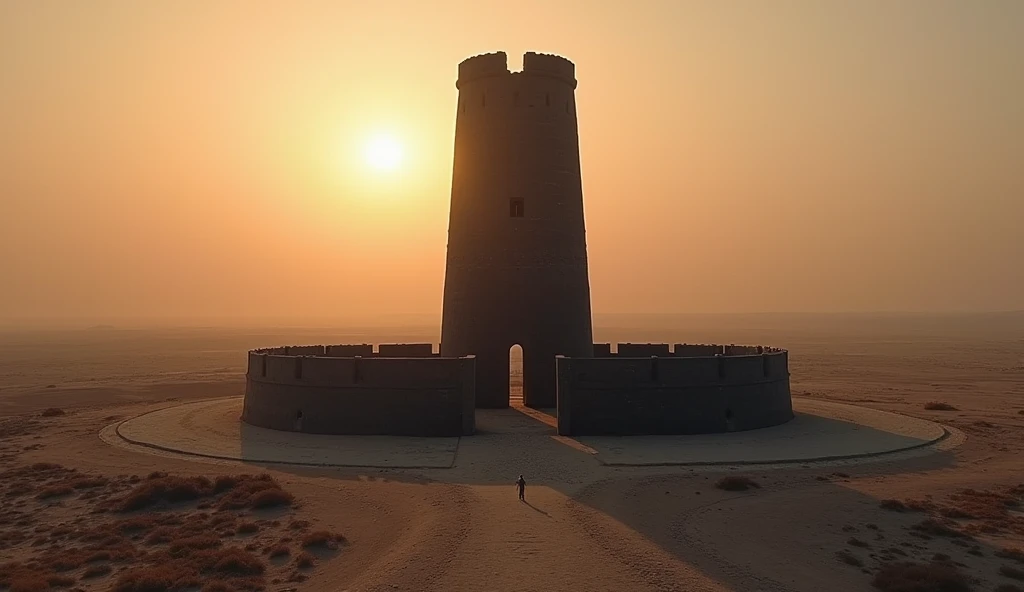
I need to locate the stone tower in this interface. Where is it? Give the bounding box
[440,51,594,409]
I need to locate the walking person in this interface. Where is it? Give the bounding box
[515,474,526,501]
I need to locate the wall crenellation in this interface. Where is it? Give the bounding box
[251,343,437,357]
[457,51,577,90]
[592,343,786,357]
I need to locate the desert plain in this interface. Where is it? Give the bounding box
[1,312,1022,592]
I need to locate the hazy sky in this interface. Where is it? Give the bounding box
[2,1,1022,325]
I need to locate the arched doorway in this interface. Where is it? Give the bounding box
[509,344,524,405]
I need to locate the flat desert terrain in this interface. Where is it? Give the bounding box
[1,312,1023,592]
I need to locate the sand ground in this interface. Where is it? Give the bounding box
[1,316,1023,591]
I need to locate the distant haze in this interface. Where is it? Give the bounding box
[2,1,1022,326]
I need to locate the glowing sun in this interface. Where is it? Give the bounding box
[364,133,403,172]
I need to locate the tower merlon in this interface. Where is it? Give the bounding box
[522,52,576,87]
[457,51,510,88]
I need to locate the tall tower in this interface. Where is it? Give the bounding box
[440,51,594,409]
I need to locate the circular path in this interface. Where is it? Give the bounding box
[100,396,961,470]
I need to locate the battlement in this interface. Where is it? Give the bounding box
[457,51,509,86]
[251,343,437,357]
[522,52,576,86]
[456,51,577,88]
[591,343,787,358]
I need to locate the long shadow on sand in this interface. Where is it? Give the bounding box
[229,404,1019,591]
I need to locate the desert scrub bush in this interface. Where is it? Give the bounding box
[924,402,958,411]
[216,474,293,510]
[294,552,315,569]
[40,408,65,417]
[300,530,346,550]
[268,545,290,558]
[45,575,75,588]
[116,475,214,511]
[911,519,971,539]
[871,561,970,592]
[112,564,199,592]
[1002,565,1024,581]
[997,548,1024,564]
[36,485,74,500]
[236,522,259,535]
[82,563,113,578]
[168,535,221,556]
[714,476,760,492]
[847,537,870,548]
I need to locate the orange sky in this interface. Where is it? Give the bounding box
[1,1,1022,326]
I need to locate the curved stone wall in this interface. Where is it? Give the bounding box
[242,345,475,437]
[556,344,792,436]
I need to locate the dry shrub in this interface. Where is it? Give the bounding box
[848,537,870,548]
[236,522,259,535]
[36,485,74,500]
[8,577,49,592]
[116,515,160,534]
[301,530,345,550]
[217,475,293,511]
[268,545,289,558]
[201,581,234,592]
[112,564,198,592]
[872,561,970,592]
[836,550,863,567]
[924,402,958,411]
[87,551,111,563]
[69,477,108,490]
[911,519,971,539]
[46,575,75,588]
[40,408,65,417]
[117,476,213,511]
[1003,565,1024,581]
[168,535,221,556]
[294,552,315,569]
[82,564,113,578]
[880,499,909,511]
[145,527,175,545]
[287,520,310,531]
[997,548,1024,564]
[715,476,760,492]
[207,549,265,576]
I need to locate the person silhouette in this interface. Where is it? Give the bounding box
[515,474,526,501]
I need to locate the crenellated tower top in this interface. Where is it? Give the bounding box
[456,51,577,89]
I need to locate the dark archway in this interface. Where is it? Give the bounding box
[509,344,523,406]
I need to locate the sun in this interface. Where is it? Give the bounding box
[364,133,403,172]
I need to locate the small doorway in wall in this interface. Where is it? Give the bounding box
[509,344,524,405]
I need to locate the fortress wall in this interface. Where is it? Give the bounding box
[299,356,356,386]
[593,343,612,357]
[327,344,373,357]
[725,345,762,356]
[657,356,722,383]
[556,348,792,436]
[378,343,434,357]
[616,343,671,357]
[243,351,475,437]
